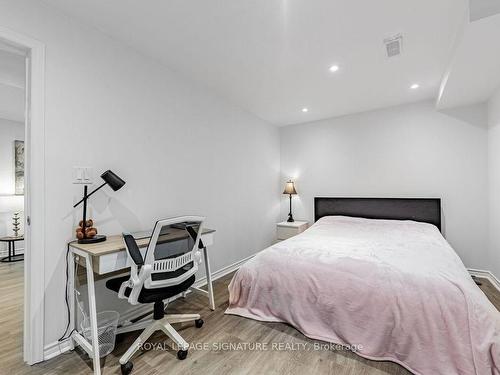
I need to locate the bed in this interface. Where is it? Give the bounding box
[226,198,500,375]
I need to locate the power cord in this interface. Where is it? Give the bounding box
[58,242,76,342]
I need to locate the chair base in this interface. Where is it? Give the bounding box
[119,313,201,366]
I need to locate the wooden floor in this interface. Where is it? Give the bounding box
[0,261,24,374]
[478,277,500,310]
[1,262,499,375]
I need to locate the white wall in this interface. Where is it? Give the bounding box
[0,0,280,348]
[488,88,500,278]
[0,47,25,122]
[280,100,489,271]
[0,118,25,252]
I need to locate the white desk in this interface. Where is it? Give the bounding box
[68,228,216,375]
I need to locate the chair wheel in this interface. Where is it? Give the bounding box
[121,361,133,375]
[195,318,204,328]
[177,349,188,360]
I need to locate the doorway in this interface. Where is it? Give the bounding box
[0,40,27,372]
[0,27,46,365]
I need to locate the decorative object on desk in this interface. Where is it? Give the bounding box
[12,212,21,237]
[14,140,24,195]
[283,180,298,222]
[73,170,126,244]
[75,219,98,240]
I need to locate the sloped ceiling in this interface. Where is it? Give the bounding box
[43,0,465,125]
[469,0,500,21]
[437,13,500,109]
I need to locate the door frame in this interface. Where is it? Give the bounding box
[0,26,46,365]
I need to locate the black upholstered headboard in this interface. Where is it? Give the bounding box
[314,197,441,231]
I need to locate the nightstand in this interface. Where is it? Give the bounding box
[276,221,309,241]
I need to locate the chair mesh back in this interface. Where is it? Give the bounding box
[144,218,203,288]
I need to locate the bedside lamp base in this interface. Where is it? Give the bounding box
[287,193,295,222]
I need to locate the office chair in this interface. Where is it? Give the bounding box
[105,216,206,375]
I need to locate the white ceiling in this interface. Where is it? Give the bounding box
[43,0,465,125]
[437,13,500,109]
[0,46,25,122]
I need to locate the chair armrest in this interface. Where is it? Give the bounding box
[123,233,144,266]
[137,264,152,283]
[127,264,152,305]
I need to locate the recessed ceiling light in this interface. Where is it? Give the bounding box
[410,83,420,89]
[302,108,309,113]
[329,65,339,72]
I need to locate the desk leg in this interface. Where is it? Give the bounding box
[68,250,75,351]
[202,247,215,310]
[84,253,101,375]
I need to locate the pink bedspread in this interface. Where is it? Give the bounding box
[226,216,500,374]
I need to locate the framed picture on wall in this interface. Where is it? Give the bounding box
[14,140,24,195]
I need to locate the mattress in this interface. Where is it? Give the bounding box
[226,216,500,374]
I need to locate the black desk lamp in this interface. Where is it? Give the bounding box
[283,180,297,222]
[73,170,126,244]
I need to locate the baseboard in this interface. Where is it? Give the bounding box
[43,253,255,360]
[43,339,73,361]
[468,268,500,292]
[192,253,254,289]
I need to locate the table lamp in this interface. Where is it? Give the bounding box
[283,180,297,222]
[73,170,125,244]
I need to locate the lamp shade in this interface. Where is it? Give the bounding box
[0,195,24,213]
[283,180,297,195]
[101,170,126,191]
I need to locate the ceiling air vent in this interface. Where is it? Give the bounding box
[383,34,403,57]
